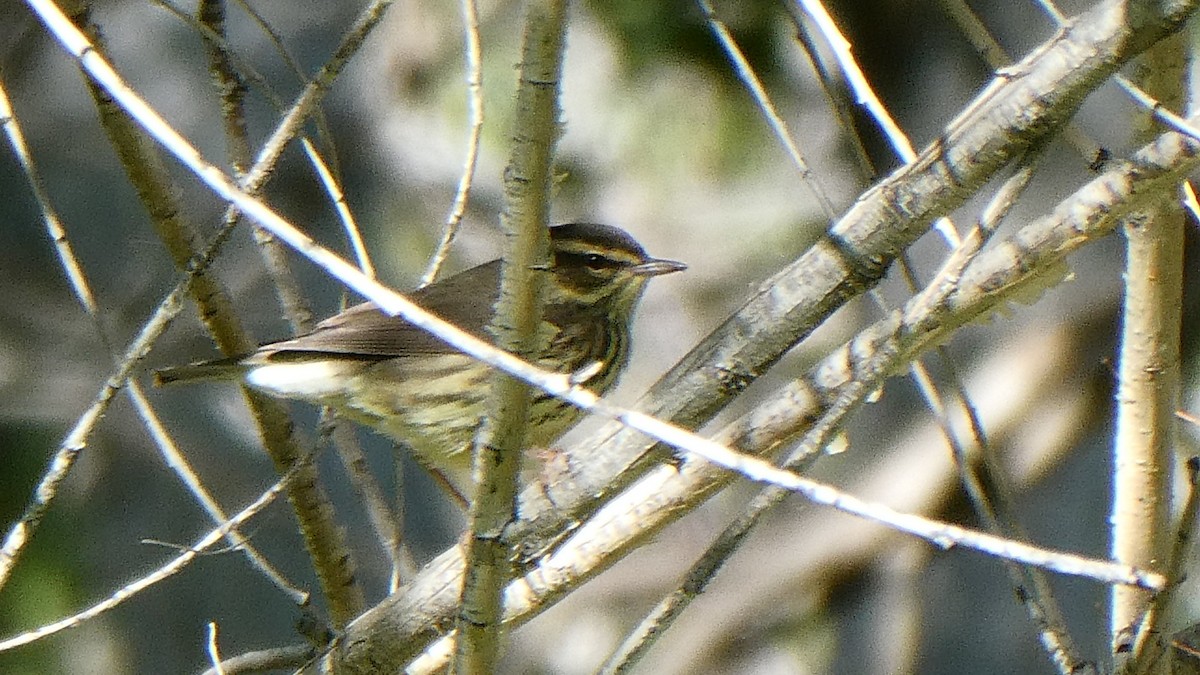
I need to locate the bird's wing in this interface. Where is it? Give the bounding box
[260,261,501,359]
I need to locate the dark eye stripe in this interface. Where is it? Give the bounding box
[557,251,622,270]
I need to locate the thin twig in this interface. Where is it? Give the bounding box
[303,139,376,278]
[421,0,485,287]
[230,0,344,178]
[789,0,959,245]
[206,622,225,675]
[0,470,294,652]
[696,0,838,221]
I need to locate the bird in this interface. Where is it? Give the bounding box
[154,223,685,502]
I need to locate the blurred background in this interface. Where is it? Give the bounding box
[2,0,1197,673]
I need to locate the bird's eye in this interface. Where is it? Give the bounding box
[584,253,605,269]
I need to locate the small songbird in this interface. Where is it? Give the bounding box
[154,223,685,502]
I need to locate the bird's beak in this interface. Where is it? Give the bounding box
[631,258,687,277]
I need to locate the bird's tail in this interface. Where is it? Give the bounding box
[153,358,245,386]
